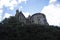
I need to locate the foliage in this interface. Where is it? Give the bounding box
[0,17,60,40]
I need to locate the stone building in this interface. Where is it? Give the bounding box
[30,13,48,25]
[15,10,26,24]
[15,10,49,25]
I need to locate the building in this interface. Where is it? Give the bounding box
[15,10,26,24]
[15,10,49,25]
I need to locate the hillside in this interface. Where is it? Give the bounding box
[0,16,60,40]
[0,23,60,40]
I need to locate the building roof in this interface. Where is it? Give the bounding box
[19,11,26,19]
[30,13,46,19]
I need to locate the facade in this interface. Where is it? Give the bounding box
[15,10,49,25]
[15,10,26,24]
[30,13,48,25]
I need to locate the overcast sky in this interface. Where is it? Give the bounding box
[0,0,60,26]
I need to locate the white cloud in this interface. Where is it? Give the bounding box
[9,7,14,10]
[0,0,27,10]
[3,13,12,19]
[49,0,57,3]
[23,12,30,18]
[0,9,3,15]
[0,9,3,21]
[18,0,27,4]
[0,0,27,21]
[20,6,23,9]
[41,0,60,26]
[19,6,23,11]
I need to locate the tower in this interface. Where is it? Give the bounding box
[15,9,19,16]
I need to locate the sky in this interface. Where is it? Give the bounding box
[0,0,60,26]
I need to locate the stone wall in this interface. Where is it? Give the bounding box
[30,13,48,25]
[15,10,49,25]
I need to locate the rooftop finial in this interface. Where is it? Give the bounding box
[20,11,22,13]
